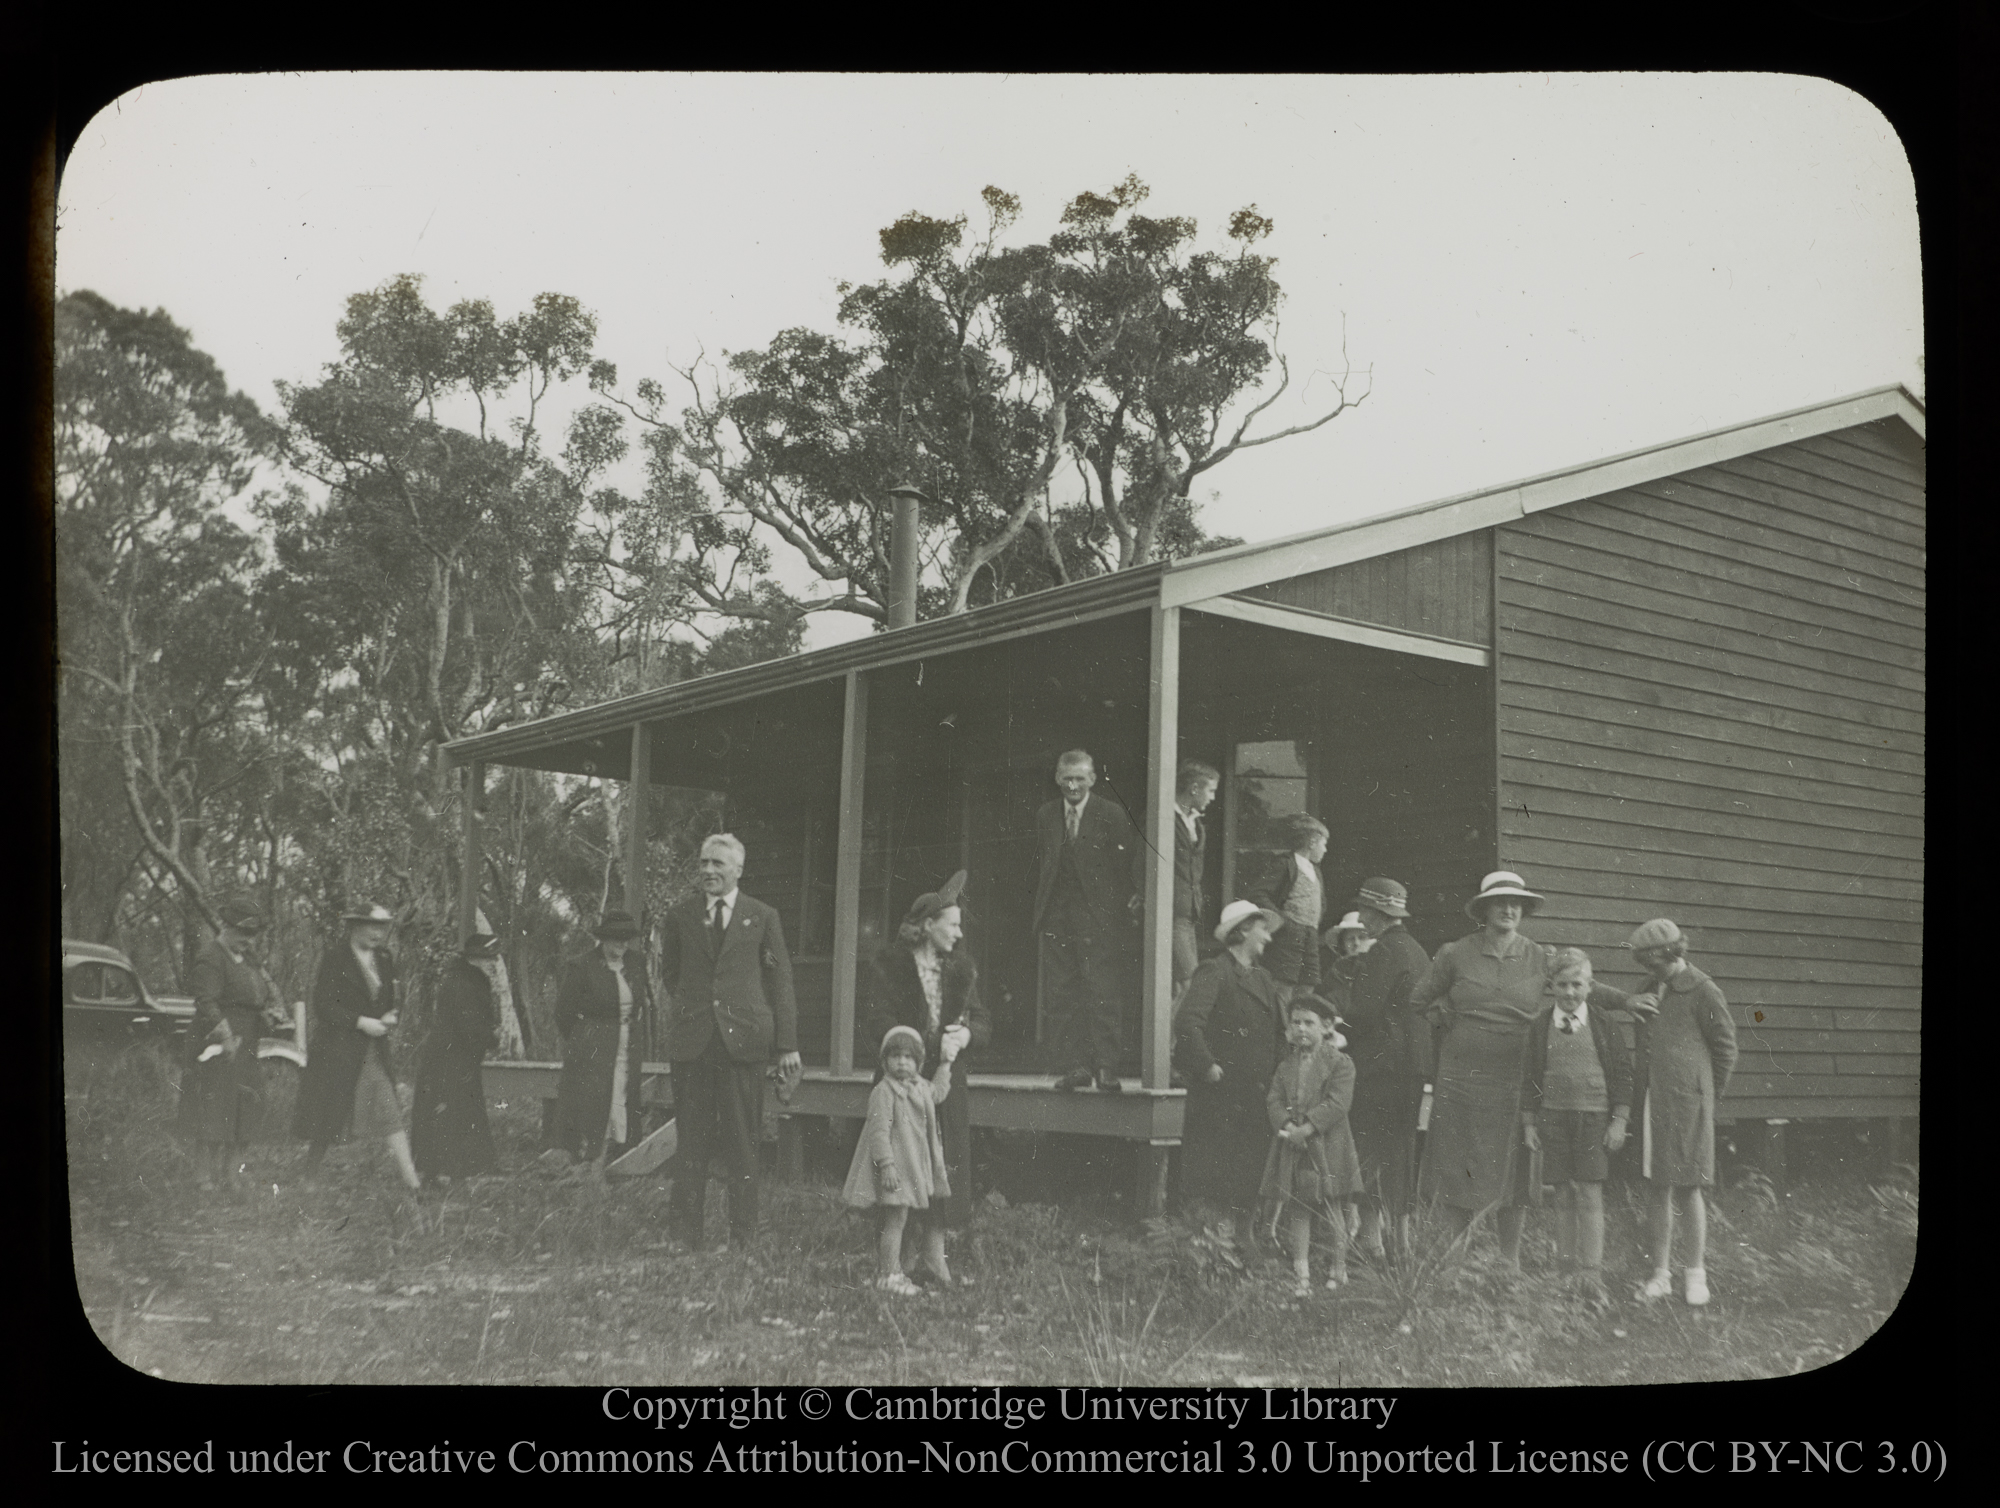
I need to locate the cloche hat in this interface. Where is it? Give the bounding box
[879,1024,927,1065]
[1322,911,1368,949]
[1464,871,1544,922]
[593,909,641,941]
[901,869,967,930]
[1214,898,1284,945]
[1351,876,1411,919]
[1623,917,1684,951]
[341,902,394,925]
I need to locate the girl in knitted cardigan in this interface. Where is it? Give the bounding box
[843,1024,955,1295]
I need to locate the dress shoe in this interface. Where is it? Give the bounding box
[1096,1071,1125,1093]
[1055,1069,1094,1091]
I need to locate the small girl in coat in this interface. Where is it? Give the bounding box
[843,1025,955,1296]
[1261,994,1364,1294]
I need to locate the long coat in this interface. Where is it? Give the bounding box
[658,893,798,1063]
[1260,1043,1363,1210]
[176,937,272,1146]
[1249,853,1326,989]
[1173,952,1288,1210]
[861,945,991,1227]
[1341,922,1432,1197]
[1171,809,1207,925]
[410,957,499,1178]
[1633,963,1738,1187]
[554,948,654,1156]
[1031,793,1141,934]
[293,942,399,1146]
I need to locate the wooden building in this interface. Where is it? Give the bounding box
[450,384,1923,1192]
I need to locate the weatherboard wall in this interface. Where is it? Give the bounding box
[1493,418,1923,1121]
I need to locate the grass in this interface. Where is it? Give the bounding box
[62,1037,1919,1387]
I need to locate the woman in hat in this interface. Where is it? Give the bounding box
[1173,899,1290,1247]
[1318,911,1373,1017]
[554,909,654,1165]
[1411,872,1640,1266]
[410,931,504,1188]
[1339,878,1434,1259]
[860,872,989,1280]
[1250,813,1330,1006]
[177,897,280,1193]
[1624,918,1737,1307]
[293,903,421,1192]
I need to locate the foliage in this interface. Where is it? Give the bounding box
[592,178,1361,625]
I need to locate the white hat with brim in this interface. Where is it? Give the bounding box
[341,903,394,925]
[1322,911,1368,948]
[1464,871,1544,922]
[1214,899,1284,946]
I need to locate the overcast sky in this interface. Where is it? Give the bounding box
[56,72,1922,649]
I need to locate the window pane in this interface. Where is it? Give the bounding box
[102,968,139,1004]
[65,964,100,1004]
[1235,740,1308,779]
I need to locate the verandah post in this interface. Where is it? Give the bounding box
[831,670,869,1076]
[625,722,651,918]
[458,759,484,946]
[1141,604,1181,1092]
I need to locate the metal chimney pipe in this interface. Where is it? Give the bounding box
[885,482,929,630]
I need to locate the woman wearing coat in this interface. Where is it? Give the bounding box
[554,909,653,1164]
[409,931,502,1187]
[1411,872,1642,1269]
[177,897,280,1193]
[293,902,421,1191]
[1173,898,1289,1246]
[861,872,991,1260]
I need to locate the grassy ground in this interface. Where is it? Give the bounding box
[63,1039,1917,1387]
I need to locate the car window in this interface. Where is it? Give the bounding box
[65,963,103,1004]
[101,967,140,1005]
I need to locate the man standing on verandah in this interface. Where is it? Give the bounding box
[1034,749,1141,1093]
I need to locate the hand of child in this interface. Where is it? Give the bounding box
[877,1162,900,1194]
[1522,1121,1542,1151]
[1205,1063,1224,1084]
[1604,1115,1628,1153]
[1626,993,1660,1020]
[358,1016,389,1038]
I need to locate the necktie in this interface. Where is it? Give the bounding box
[1558,1011,1579,1034]
[710,899,727,953]
[1066,805,1079,842]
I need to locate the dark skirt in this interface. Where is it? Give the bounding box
[1419,1016,1530,1212]
[410,1043,497,1178]
[1346,1037,1422,1208]
[931,1075,974,1228]
[555,1019,642,1158]
[1180,1076,1272,1213]
[175,1011,265,1146]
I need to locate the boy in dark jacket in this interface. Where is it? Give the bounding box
[1520,947,1633,1306]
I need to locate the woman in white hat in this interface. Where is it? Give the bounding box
[1318,911,1373,1018]
[1410,872,1640,1267]
[293,903,421,1193]
[1172,899,1289,1248]
[1624,918,1737,1307]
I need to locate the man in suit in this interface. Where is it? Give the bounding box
[1034,749,1140,1092]
[660,833,799,1252]
[1170,760,1220,998]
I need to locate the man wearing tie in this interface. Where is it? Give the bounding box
[661,833,799,1253]
[1033,749,1141,1092]
[1170,761,1220,998]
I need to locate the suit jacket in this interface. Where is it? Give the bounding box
[1031,793,1140,933]
[294,941,398,1144]
[1171,808,1207,924]
[1248,852,1325,988]
[659,892,798,1064]
[1520,1002,1635,1118]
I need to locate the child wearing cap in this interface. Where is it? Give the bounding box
[1260,994,1363,1294]
[1519,948,1633,1307]
[843,1024,955,1296]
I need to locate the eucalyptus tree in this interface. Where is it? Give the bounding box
[591,177,1364,627]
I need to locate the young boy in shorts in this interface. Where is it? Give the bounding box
[1520,947,1633,1306]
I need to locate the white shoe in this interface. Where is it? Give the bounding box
[1639,1270,1672,1302]
[1684,1268,1710,1307]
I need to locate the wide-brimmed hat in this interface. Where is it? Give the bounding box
[1322,911,1368,949]
[593,909,641,942]
[879,1024,926,1064]
[216,897,266,934]
[1351,876,1410,919]
[901,869,967,930]
[463,931,502,959]
[1214,899,1284,945]
[1464,871,1544,922]
[341,902,394,925]
[1623,917,1684,951]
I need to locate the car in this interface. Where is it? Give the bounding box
[61,940,196,1042]
[60,939,307,1071]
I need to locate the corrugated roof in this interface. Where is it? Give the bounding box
[445,384,1923,769]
